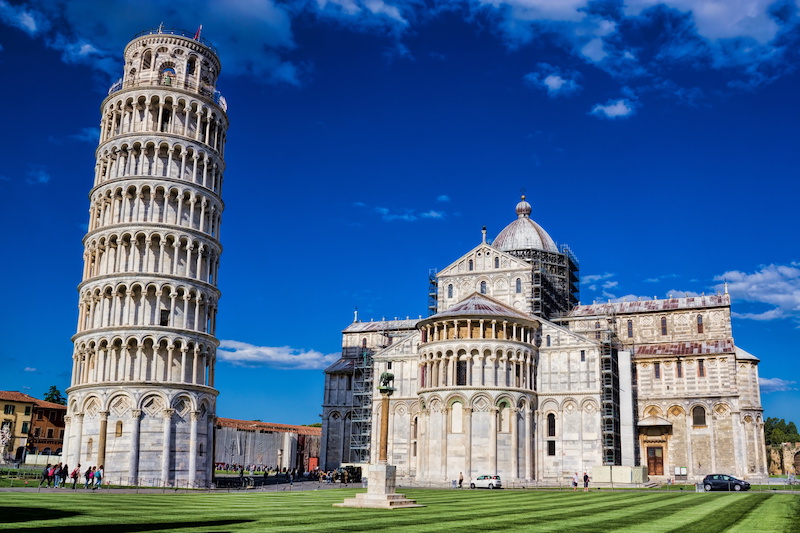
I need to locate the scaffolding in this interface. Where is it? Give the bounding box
[427,269,438,316]
[348,346,373,464]
[600,329,622,465]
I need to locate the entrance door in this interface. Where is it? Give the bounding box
[647,447,664,475]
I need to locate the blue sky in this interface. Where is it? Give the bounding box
[0,0,798,426]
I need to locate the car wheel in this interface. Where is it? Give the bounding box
[734,484,742,491]
[470,483,475,489]
[704,484,712,491]
[488,484,495,489]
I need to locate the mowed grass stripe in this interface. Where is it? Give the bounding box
[726,493,800,533]
[0,490,798,532]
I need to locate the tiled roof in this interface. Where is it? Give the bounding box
[633,339,735,357]
[570,294,730,317]
[216,417,321,436]
[33,399,67,410]
[343,319,419,333]
[0,390,38,403]
[324,357,355,374]
[428,293,531,321]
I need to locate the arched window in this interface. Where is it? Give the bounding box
[142,50,152,70]
[457,360,467,386]
[480,281,487,294]
[198,443,204,457]
[160,67,176,86]
[546,335,551,347]
[447,284,453,298]
[187,57,196,75]
[595,321,601,340]
[660,317,668,335]
[627,319,633,338]
[697,314,704,334]
[547,413,556,437]
[692,406,706,426]
[468,259,474,271]
[451,402,463,433]
[515,278,522,293]
[115,421,123,437]
[494,257,500,268]
[362,338,367,349]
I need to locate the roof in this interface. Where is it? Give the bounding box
[33,399,67,410]
[735,346,760,362]
[216,417,321,436]
[324,357,355,374]
[343,319,419,333]
[633,339,735,357]
[570,294,730,317]
[491,196,559,254]
[0,390,39,403]
[638,415,672,427]
[424,292,532,322]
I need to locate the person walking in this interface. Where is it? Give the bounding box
[71,464,81,490]
[59,464,69,488]
[84,466,93,489]
[39,464,51,488]
[583,472,590,492]
[458,472,464,489]
[94,465,104,489]
[53,463,62,488]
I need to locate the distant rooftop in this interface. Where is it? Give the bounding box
[570,294,730,317]
[632,339,735,357]
[216,417,321,436]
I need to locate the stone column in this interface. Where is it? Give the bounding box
[73,414,84,467]
[129,409,141,485]
[525,406,533,480]
[189,411,199,487]
[441,406,449,479]
[207,414,216,487]
[464,407,473,478]
[490,407,498,475]
[379,394,390,464]
[97,411,109,470]
[511,407,519,479]
[161,409,175,486]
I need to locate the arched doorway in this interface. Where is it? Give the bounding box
[793,451,800,475]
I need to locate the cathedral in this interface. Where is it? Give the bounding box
[321,197,767,484]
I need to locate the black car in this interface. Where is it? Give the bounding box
[702,474,751,491]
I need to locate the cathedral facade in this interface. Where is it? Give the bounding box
[321,197,767,484]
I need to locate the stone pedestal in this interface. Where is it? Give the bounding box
[334,464,424,509]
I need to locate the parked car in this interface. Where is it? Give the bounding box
[470,475,502,489]
[702,474,751,492]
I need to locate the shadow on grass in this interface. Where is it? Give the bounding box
[0,508,253,533]
[0,507,81,523]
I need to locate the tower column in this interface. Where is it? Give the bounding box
[161,408,175,485]
[129,409,141,485]
[97,411,109,470]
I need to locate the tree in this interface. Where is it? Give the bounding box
[765,417,800,446]
[43,386,66,405]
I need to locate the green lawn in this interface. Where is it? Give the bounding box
[0,489,798,532]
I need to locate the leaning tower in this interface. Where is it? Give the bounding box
[64,27,228,487]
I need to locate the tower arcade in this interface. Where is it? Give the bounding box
[64,27,228,487]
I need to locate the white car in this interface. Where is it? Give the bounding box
[470,475,502,489]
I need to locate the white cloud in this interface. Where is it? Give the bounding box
[68,127,100,144]
[26,167,51,185]
[23,367,37,372]
[759,377,798,393]
[590,98,636,119]
[524,63,582,98]
[218,340,339,370]
[581,37,607,62]
[0,1,44,35]
[715,262,800,321]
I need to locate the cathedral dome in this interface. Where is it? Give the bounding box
[492,196,558,253]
